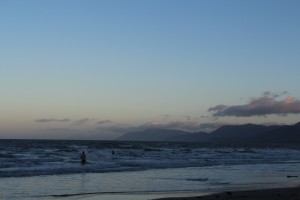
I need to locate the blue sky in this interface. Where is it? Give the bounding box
[1,0,300,139]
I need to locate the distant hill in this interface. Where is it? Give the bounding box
[168,131,210,142]
[209,124,279,143]
[253,122,300,143]
[116,122,300,144]
[117,129,192,141]
[211,124,277,138]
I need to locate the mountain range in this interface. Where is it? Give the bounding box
[116,122,300,144]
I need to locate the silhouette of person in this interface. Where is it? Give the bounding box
[80,151,86,165]
[112,150,115,156]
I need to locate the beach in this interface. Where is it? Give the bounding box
[70,187,300,200]
[74,185,300,200]
[154,187,300,200]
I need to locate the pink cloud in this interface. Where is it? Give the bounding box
[208,92,300,117]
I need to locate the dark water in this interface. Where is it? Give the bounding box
[1,139,300,178]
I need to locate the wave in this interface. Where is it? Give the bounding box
[1,140,300,178]
[47,189,197,198]
[51,191,129,198]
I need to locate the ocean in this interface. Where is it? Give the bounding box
[1,140,300,200]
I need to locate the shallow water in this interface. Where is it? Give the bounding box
[1,163,300,200]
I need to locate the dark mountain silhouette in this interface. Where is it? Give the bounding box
[208,124,279,143]
[211,124,277,138]
[117,129,191,141]
[253,122,300,143]
[168,131,210,142]
[116,122,300,143]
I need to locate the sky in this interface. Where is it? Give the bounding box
[0,0,300,139]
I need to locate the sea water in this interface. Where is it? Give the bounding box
[1,140,300,200]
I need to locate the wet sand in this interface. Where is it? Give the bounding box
[76,187,300,200]
[154,187,300,200]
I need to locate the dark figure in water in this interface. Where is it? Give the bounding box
[112,150,115,155]
[80,151,86,165]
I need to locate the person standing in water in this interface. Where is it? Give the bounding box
[80,151,86,165]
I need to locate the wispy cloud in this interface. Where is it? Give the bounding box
[97,120,112,125]
[73,118,94,125]
[182,115,191,120]
[208,92,300,117]
[141,121,228,132]
[139,120,201,132]
[160,114,170,120]
[197,122,228,132]
[35,118,71,123]
[45,128,75,132]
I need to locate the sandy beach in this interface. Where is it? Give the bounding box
[154,187,300,200]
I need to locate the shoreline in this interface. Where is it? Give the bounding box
[77,185,300,200]
[153,187,300,200]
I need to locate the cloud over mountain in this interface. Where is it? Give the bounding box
[97,120,112,125]
[137,120,225,132]
[35,118,71,123]
[45,128,75,132]
[140,120,200,131]
[208,92,300,117]
[73,118,94,125]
